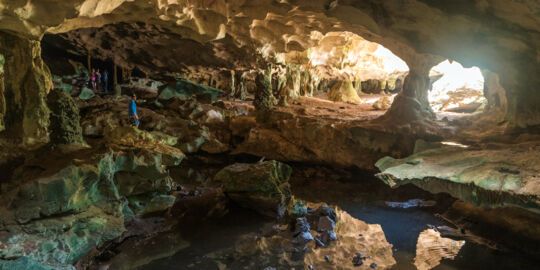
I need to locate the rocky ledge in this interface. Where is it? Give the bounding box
[375,140,540,213]
[0,127,184,270]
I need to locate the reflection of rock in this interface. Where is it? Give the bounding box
[220,205,395,269]
[414,229,465,270]
[385,199,436,208]
[214,160,292,217]
[303,207,396,269]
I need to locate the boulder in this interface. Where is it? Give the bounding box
[214,160,292,217]
[104,126,185,166]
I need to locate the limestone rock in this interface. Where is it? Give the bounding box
[372,96,392,110]
[47,88,83,145]
[376,141,540,213]
[0,32,52,145]
[214,160,292,217]
[104,126,185,166]
[327,80,362,104]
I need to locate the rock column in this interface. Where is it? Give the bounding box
[0,31,52,144]
[382,55,437,123]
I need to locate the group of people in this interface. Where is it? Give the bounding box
[90,69,109,92]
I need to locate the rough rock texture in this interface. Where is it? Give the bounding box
[47,88,83,145]
[214,160,292,217]
[0,0,536,138]
[227,204,396,269]
[414,229,465,270]
[376,141,540,213]
[230,108,417,170]
[0,125,185,269]
[327,80,362,104]
[158,78,224,104]
[0,31,52,144]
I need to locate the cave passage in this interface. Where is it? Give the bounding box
[0,1,539,270]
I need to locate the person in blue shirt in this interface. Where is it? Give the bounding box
[103,70,109,92]
[129,94,140,127]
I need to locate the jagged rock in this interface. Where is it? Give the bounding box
[0,144,182,269]
[327,80,362,104]
[290,200,308,218]
[158,78,223,104]
[47,88,83,145]
[104,126,185,166]
[214,160,292,217]
[317,216,336,232]
[376,141,540,213]
[78,87,95,100]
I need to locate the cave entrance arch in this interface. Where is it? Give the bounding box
[428,60,485,114]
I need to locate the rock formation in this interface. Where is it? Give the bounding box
[0,1,539,269]
[47,88,83,145]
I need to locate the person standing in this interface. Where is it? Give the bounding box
[96,69,102,91]
[103,70,109,93]
[128,94,140,128]
[91,69,96,91]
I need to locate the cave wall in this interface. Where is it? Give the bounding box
[0,0,538,143]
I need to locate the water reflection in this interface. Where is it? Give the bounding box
[414,229,465,270]
[208,204,396,269]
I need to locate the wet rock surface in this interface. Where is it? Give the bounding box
[376,140,540,213]
[214,160,292,218]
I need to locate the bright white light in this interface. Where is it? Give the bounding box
[441,141,469,148]
[429,60,485,112]
[372,45,409,73]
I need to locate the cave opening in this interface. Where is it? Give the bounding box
[428,59,486,114]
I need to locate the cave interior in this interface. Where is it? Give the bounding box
[0,1,539,270]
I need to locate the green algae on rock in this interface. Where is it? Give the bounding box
[0,128,186,269]
[158,78,224,103]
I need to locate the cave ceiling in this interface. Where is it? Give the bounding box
[1,0,539,127]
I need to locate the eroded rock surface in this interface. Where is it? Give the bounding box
[214,160,292,218]
[376,141,540,213]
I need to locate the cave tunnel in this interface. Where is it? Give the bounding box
[0,1,539,270]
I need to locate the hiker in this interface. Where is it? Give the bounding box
[103,70,109,92]
[96,69,102,91]
[128,94,140,128]
[91,69,96,90]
